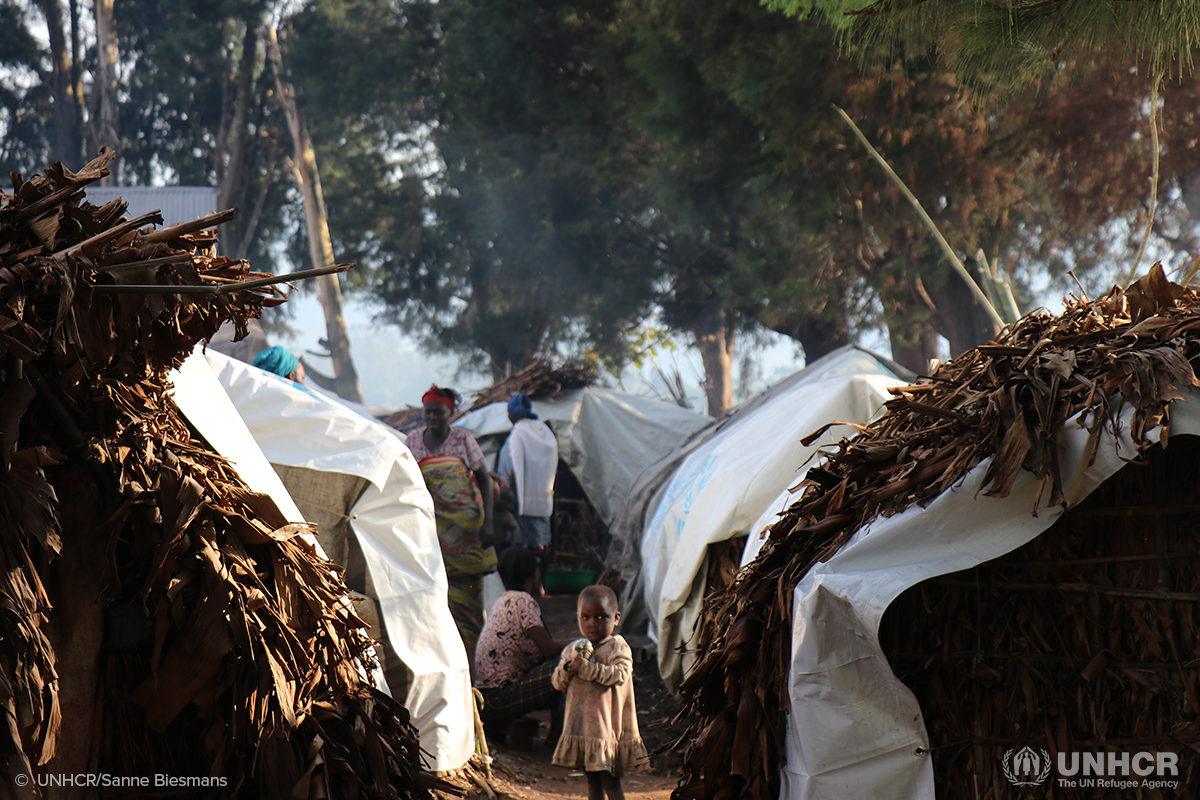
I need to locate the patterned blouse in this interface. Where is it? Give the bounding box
[406,425,486,470]
[475,591,546,689]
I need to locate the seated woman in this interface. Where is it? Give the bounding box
[475,547,571,742]
[407,384,496,648]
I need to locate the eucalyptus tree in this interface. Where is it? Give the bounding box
[361,0,662,382]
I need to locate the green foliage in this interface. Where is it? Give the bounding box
[6,0,1199,384]
[0,1,66,174]
[359,0,662,377]
[774,0,1200,86]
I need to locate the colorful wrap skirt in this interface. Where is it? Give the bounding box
[419,455,497,647]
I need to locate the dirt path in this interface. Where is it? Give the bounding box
[484,739,677,800]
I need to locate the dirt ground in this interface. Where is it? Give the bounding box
[454,594,686,800]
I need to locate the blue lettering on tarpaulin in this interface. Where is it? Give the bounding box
[649,479,685,532]
[697,454,719,491]
[649,453,722,541]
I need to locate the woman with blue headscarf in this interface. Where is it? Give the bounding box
[496,393,558,554]
[253,345,306,384]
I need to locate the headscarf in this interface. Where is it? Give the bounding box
[422,384,457,410]
[253,345,299,378]
[507,393,538,420]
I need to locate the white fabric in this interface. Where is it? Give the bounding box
[170,352,305,525]
[200,349,474,772]
[777,392,1200,800]
[171,353,389,692]
[508,418,558,517]
[455,388,709,525]
[641,349,903,689]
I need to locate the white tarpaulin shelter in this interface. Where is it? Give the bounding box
[170,349,305,525]
[454,386,710,527]
[773,393,1200,800]
[196,349,474,773]
[624,346,911,689]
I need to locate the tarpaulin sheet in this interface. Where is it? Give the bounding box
[200,350,474,772]
[171,353,391,695]
[455,387,709,526]
[171,350,305,524]
[639,348,906,689]
[775,391,1200,800]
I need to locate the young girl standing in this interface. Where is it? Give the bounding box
[552,585,649,799]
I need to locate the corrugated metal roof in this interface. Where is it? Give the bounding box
[85,186,217,227]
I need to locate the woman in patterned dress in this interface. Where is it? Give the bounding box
[407,385,496,647]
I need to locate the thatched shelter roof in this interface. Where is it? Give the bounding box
[459,359,598,415]
[0,151,440,798]
[676,266,1200,800]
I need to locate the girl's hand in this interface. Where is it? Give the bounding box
[565,657,583,677]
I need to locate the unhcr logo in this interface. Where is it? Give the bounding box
[1002,747,1052,786]
[1001,748,1181,790]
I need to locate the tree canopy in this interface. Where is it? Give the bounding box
[778,0,1200,84]
[6,0,1200,412]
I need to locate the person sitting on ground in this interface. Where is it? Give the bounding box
[406,384,496,647]
[475,546,572,743]
[496,393,558,556]
[253,345,306,384]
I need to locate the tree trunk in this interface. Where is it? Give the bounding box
[887,323,939,375]
[216,24,261,259]
[923,262,998,357]
[38,0,82,166]
[68,0,85,149]
[267,26,363,404]
[692,313,735,417]
[769,314,851,365]
[94,0,118,182]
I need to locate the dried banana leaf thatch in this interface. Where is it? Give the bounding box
[675,264,1200,800]
[459,359,598,415]
[384,407,425,434]
[884,437,1200,798]
[0,149,438,799]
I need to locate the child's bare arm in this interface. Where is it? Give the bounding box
[551,647,574,691]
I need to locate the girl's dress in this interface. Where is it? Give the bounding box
[551,635,649,776]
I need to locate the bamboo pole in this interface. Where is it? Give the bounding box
[834,105,1006,333]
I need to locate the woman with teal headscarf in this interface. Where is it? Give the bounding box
[253,345,306,384]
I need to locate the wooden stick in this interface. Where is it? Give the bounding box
[932,735,1200,747]
[990,552,1200,568]
[1071,504,1200,517]
[13,183,89,222]
[935,577,1200,602]
[894,650,1191,671]
[94,253,196,272]
[57,211,163,258]
[90,263,352,294]
[140,208,236,243]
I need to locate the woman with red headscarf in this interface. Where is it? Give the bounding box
[407,385,496,648]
